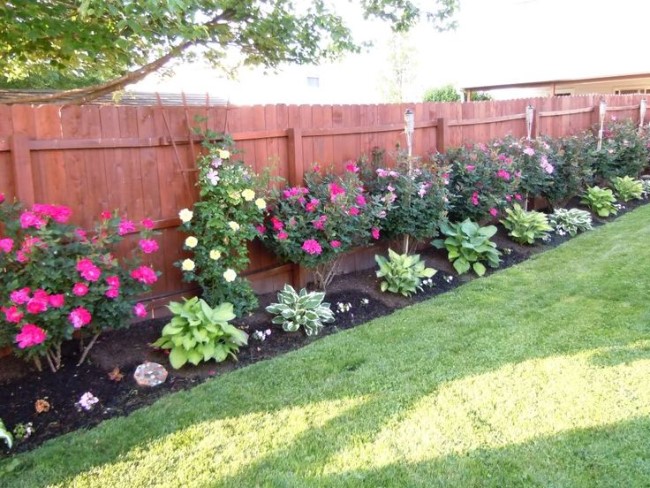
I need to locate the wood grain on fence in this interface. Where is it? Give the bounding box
[0,94,646,307]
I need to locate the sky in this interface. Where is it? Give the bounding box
[132,0,650,104]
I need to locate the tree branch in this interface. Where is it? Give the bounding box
[0,40,195,104]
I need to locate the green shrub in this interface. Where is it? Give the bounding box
[548,208,593,237]
[612,176,643,202]
[590,119,649,181]
[544,134,595,208]
[266,284,335,336]
[581,186,618,217]
[375,248,437,297]
[432,219,501,276]
[152,297,248,369]
[501,204,553,245]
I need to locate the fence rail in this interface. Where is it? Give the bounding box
[0,94,646,311]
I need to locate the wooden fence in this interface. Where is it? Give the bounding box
[0,94,646,311]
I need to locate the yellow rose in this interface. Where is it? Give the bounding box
[228,190,241,203]
[241,189,255,201]
[184,236,198,248]
[228,221,240,231]
[255,198,266,210]
[209,249,221,260]
[218,149,230,159]
[178,208,193,223]
[223,269,237,282]
[181,259,195,271]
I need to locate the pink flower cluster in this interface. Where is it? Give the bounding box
[496,169,511,180]
[68,306,92,329]
[301,239,322,255]
[539,156,554,174]
[130,265,158,285]
[15,324,47,349]
[328,183,346,202]
[18,204,72,230]
[77,258,102,282]
[283,187,309,199]
[312,215,328,230]
[376,168,399,178]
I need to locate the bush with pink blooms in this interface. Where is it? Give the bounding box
[263,163,387,289]
[0,196,159,371]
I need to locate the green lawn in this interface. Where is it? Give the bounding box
[2,206,650,487]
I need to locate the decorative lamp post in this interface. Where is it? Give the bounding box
[597,99,607,151]
[404,108,415,159]
[640,98,647,129]
[525,105,534,141]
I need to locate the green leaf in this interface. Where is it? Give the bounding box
[169,348,188,369]
[473,261,487,276]
[453,258,470,275]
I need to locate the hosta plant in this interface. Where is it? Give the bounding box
[642,180,650,198]
[152,297,248,369]
[375,248,437,297]
[432,219,501,276]
[611,176,644,202]
[0,419,12,450]
[265,284,335,336]
[581,186,618,217]
[500,204,553,245]
[548,208,593,237]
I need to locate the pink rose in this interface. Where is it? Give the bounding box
[105,288,120,299]
[0,238,13,253]
[48,294,65,308]
[133,303,147,318]
[371,227,380,240]
[277,231,288,240]
[271,217,284,231]
[106,275,120,288]
[118,219,137,236]
[0,192,4,204]
[301,239,322,255]
[330,240,341,248]
[75,228,88,241]
[100,210,112,220]
[68,307,92,329]
[515,194,523,201]
[523,147,535,156]
[348,206,360,216]
[471,191,480,206]
[255,224,266,234]
[141,218,155,229]
[10,287,31,305]
[489,208,498,217]
[26,294,49,315]
[2,306,23,324]
[138,239,159,254]
[77,259,101,282]
[130,265,158,285]
[19,211,45,229]
[16,324,47,349]
[345,162,359,173]
[73,283,89,297]
[466,165,475,172]
[329,183,346,202]
[355,194,367,207]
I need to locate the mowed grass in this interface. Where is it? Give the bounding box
[2,206,650,487]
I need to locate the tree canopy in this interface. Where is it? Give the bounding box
[0,0,458,103]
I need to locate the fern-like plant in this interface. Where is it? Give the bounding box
[152,297,248,369]
[266,284,335,336]
[548,208,593,236]
[501,204,553,245]
[432,219,501,276]
[375,248,437,296]
[612,176,643,202]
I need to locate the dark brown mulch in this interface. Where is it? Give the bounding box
[0,198,646,455]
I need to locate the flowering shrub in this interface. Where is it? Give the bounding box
[177,133,267,316]
[590,119,649,182]
[542,134,594,208]
[434,143,521,222]
[359,151,449,251]
[0,196,159,371]
[263,163,386,289]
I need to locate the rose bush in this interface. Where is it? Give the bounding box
[262,163,387,290]
[0,196,159,371]
[177,133,267,316]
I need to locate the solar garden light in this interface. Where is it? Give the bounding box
[525,105,535,141]
[639,98,647,128]
[404,108,415,159]
[597,98,607,151]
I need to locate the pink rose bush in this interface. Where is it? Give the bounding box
[0,199,159,371]
[262,166,387,289]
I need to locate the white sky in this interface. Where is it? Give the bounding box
[132,0,650,103]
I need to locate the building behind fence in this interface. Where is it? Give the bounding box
[0,94,645,311]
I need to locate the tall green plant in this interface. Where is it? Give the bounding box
[500,204,552,245]
[375,249,436,296]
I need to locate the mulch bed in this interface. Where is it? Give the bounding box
[0,199,646,455]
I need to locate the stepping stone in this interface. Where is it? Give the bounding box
[133,362,168,387]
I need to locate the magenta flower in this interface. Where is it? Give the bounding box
[141,218,155,229]
[0,238,13,253]
[515,194,523,201]
[16,324,47,349]
[355,194,367,207]
[10,287,31,305]
[105,288,120,299]
[330,240,341,248]
[489,208,499,217]
[75,228,88,241]
[277,231,288,240]
[302,239,322,255]
[305,199,320,212]
[329,183,346,202]
[466,165,476,172]
[312,215,327,230]
[348,206,360,216]
[138,239,159,254]
[2,306,23,324]
[471,191,480,206]
[69,307,92,329]
[48,294,65,308]
[106,275,120,288]
[345,162,359,173]
[73,282,89,297]
[523,147,535,156]
[0,192,4,204]
[100,210,112,220]
[15,250,28,263]
[77,258,101,282]
[255,224,266,234]
[26,293,49,315]
[371,227,380,240]
[271,217,284,231]
[118,219,137,236]
[130,265,158,285]
[133,303,147,318]
[496,169,511,180]
[19,211,45,229]
[49,205,72,223]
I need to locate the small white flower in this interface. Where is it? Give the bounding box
[255,198,267,210]
[241,189,255,201]
[360,298,369,305]
[228,221,240,232]
[218,149,230,159]
[209,249,221,260]
[76,392,99,411]
[223,269,237,282]
[184,236,198,248]
[181,259,195,271]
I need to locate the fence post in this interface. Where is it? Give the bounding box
[436,117,448,153]
[9,133,35,206]
[287,127,308,289]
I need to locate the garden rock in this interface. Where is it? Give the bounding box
[134,362,168,387]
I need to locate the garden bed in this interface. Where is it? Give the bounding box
[0,199,646,455]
